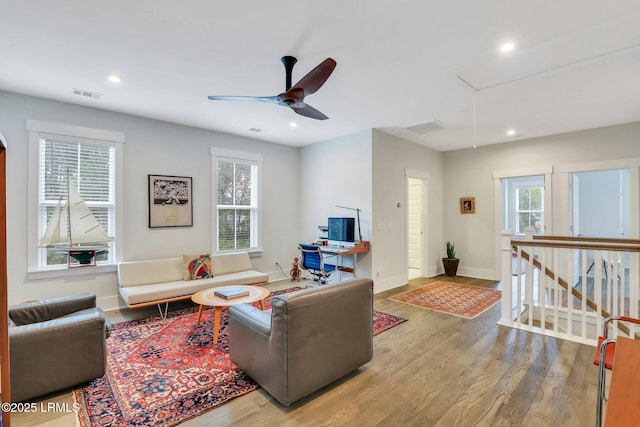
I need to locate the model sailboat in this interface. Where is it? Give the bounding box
[40,176,111,266]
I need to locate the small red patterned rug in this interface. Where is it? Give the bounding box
[390,281,501,319]
[74,287,406,426]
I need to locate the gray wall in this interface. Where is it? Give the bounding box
[298,130,374,282]
[1,90,300,308]
[442,122,640,279]
[372,130,444,291]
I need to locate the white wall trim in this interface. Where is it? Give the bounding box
[26,119,125,143]
[493,165,553,180]
[210,147,263,162]
[458,266,500,281]
[100,295,126,312]
[374,273,407,294]
[558,157,640,173]
[405,168,430,180]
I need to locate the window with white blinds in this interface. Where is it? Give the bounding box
[38,136,116,267]
[27,119,123,274]
[212,149,261,253]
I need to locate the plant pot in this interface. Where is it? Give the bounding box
[442,258,459,277]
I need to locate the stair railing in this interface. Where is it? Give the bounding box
[500,228,640,345]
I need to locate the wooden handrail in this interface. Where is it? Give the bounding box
[533,235,640,245]
[513,239,640,253]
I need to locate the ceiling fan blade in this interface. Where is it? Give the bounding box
[208,95,280,103]
[208,57,335,119]
[290,58,337,98]
[292,103,329,120]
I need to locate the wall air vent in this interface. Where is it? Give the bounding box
[72,88,102,99]
[406,120,446,134]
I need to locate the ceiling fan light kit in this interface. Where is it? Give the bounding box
[208,56,337,120]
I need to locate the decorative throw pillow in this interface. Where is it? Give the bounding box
[183,254,214,280]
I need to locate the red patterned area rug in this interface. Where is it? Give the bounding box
[74,287,406,427]
[390,281,501,319]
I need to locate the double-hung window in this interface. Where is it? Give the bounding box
[27,120,123,273]
[211,148,262,253]
[516,186,544,234]
[501,175,545,235]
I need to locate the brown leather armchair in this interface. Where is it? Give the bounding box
[228,279,373,406]
[8,293,111,402]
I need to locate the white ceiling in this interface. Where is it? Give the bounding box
[2,1,640,151]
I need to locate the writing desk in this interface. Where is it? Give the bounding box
[320,241,370,278]
[605,337,640,427]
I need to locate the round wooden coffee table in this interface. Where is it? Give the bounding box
[191,285,270,345]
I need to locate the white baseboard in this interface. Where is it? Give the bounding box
[457,266,500,281]
[374,273,407,294]
[426,265,440,277]
[268,270,289,282]
[99,295,124,312]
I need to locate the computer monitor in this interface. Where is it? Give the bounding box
[328,217,355,243]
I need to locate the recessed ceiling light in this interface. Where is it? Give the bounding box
[506,129,517,137]
[500,42,515,53]
[107,74,122,83]
[289,121,298,128]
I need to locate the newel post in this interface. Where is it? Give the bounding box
[499,229,514,325]
[524,226,535,241]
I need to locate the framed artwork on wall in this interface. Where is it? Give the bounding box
[460,197,476,214]
[148,174,193,227]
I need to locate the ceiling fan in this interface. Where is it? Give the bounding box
[208,56,337,120]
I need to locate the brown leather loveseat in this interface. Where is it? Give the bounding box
[8,292,111,402]
[228,278,374,406]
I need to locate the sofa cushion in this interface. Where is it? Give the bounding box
[182,254,214,280]
[118,258,183,287]
[212,252,253,275]
[119,270,269,306]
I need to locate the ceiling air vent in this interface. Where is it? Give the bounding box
[406,120,446,134]
[72,88,102,100]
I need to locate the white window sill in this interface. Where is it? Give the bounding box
[216,249,263,258]
[27,264,117,280]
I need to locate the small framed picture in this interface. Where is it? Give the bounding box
[460,197,475,214]
[149,174,193,227]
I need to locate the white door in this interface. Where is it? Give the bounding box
[569,169,631,277]
[407,177,424,279]
[570,169,629,238]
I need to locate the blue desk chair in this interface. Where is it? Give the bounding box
[299,243,337,284]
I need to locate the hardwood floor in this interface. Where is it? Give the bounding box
[13,276,599,426]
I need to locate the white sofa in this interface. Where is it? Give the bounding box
[118,252,268,315]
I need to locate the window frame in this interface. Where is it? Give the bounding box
[27,120,124,278]
[515,185,544,234]
[210,147,262,255]
[495,170,551,237]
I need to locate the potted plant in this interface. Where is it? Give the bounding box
[442,241,459,276]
